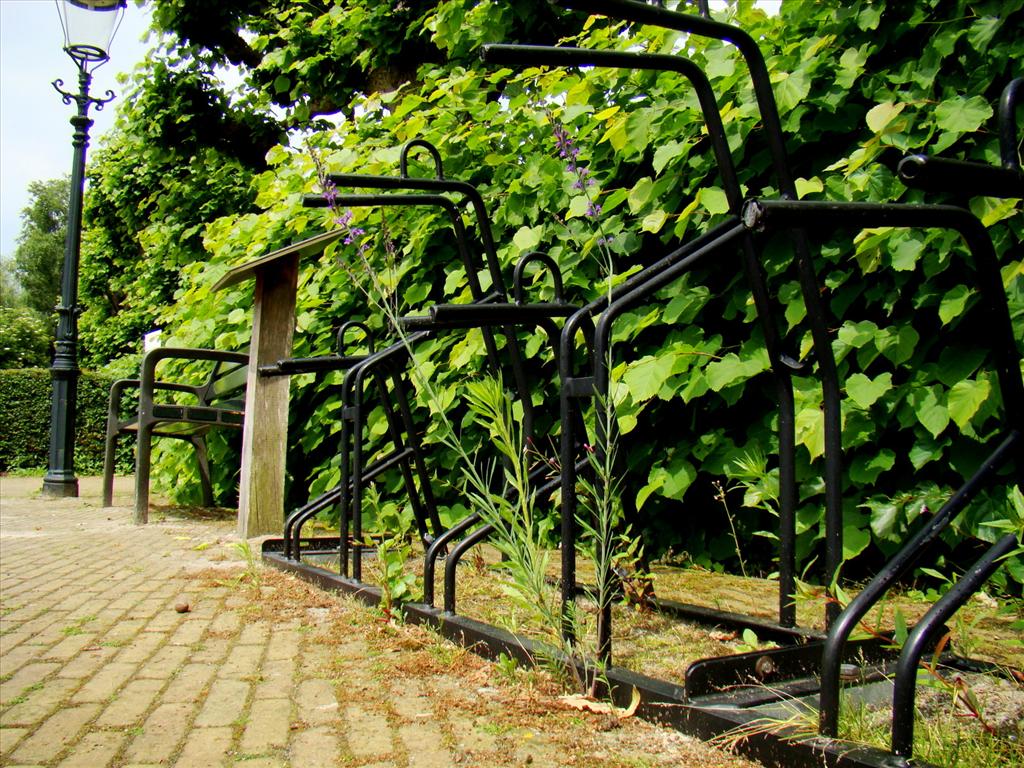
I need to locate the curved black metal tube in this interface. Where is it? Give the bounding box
[998,77,1022,172]
[320,167,536,443]
[898,78,1023,198]
[337,321,375,356]
[739,197,1024,736]
[443,523,496,614]
[890,532,1019,758]
[423,512,483,607]
[897,154,1023,199]
[557,0,845,628]
[514,251,566,305]
[741,200,1024,428]
[283,486,342,560]
[485,41,803,634]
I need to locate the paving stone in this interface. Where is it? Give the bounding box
[252,658,295,700]
[43,633,99,662]
[2,676,80,726]
[191,637,232,665]
[162,662,217,703]
[289,726,340,768]
[398,722,454,767]
[296,678,339,726]
[0,727,28,755]
[56,647,117,679]
[112,631,165,663]
[54,729,124,768]
[209,611,243,636]
[218,642,265,679]
[195,678,250,727]
[240,698,291,752]
[264,628,300,661]
[0,662,59,705]
[137,643,190,679]
[175,725,234,767]
[343,705,394,759]
[8,703,100,764]
[237,621,270,646]
[71,661,138,703]
[167,617,210,646]
[96,677,165,727]
[125,702,195,764]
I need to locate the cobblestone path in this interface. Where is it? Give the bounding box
[0,476,756,768]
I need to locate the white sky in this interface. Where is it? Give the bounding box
[0,0,154,261]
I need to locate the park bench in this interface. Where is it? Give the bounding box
[101,347,249,523]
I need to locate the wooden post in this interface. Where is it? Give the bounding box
[237,254,298,537]
[214,230,343,538]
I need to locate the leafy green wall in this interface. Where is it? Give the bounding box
[0,369,133,475]
[148,0,1022,586]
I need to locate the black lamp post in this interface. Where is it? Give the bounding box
[42,0,126,498]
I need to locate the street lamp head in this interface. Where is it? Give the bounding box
[56,0,127,72]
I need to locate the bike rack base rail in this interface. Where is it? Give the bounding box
[263,536,953,768]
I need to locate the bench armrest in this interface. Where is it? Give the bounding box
[139,348,249,418]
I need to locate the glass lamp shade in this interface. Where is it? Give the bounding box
[57,0,127,68]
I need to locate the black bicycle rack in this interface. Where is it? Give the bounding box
[262,2,1022,766]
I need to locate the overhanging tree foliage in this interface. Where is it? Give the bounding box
[84,0,1022,587]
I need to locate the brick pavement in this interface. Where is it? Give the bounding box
[0,475,756,768]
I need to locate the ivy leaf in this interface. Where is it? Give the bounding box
[775,69,811,113]
[622,353,676,403]
[795,176,823,199]
[700,186,730,215]
[845,372,893,410]
[866,498,900,541]
[849,449,895,484]
[627,177,654,213]
[968,16,1000,51]
[907,386,949,438]
[946,378,991,429]
[938,284,974,325]
[934,96,993,134]
[843,524,871,561]
[705,351,767,391]
[641,210,668,234]
[866,101,905,133]
[796,405,825,460]
[652,140,688,174]
[890,236,924,271]
[512,225,543,252]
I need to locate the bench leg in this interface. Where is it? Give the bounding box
[190,436,215,507]
[134,423,154,525]
[102,431,118,507]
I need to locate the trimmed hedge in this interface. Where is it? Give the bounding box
[0,368,133,475]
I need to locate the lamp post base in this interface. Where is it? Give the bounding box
[41,473,79,498]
